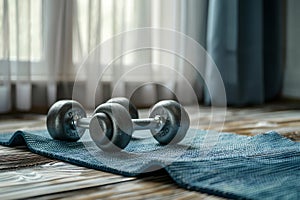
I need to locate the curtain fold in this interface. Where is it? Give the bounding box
[263,0,284,101]
[44,0,74,105]
[15,0,32,110]
[283,0,300,98]
[0,0,11,113]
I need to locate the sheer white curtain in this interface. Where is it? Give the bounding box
[73,0,208,108]
[0,0,43,112]
[0,0,207,113]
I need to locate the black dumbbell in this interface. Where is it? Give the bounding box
[46,97,138,142]
[90,100,190,151]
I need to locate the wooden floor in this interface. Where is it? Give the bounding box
[1,102,300,199]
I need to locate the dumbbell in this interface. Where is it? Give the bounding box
[46,97,138,142]
[90,100,190,151]
[47,98,190,152]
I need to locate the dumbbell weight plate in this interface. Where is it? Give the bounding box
[107,97,139,119]
[47,100,87,141]
[149,100,190,145]
[91,103,133,152]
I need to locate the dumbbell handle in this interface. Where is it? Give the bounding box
[132,116,165,131]
[75,117,91,129]
[75,115,165,131]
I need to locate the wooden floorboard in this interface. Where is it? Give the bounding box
[0,161,135,199]
[0,146,52,170]
[0,103,300,199]
[31,175,222,200]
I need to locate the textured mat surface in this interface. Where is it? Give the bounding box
[0,129,299,200]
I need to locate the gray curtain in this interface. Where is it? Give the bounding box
[206,0,284,106]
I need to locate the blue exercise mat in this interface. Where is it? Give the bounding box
[0,129,299,199]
